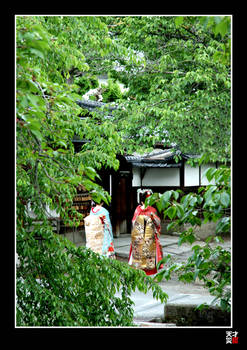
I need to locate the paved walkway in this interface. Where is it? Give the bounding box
[113,233,231,326]
[113,233,231,264]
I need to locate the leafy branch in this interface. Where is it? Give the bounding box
[146,165,231,311]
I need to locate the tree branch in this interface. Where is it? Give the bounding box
[38,153,74,177]
[38,160,65,184]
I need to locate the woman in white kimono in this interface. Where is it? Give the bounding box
[84,201,115,259]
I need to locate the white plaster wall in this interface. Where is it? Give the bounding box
[184,163,200,187]
[132,167,141,187]
[142,168,180,187]
[132,163,217,188]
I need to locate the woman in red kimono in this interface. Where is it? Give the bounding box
[128,190,163,275]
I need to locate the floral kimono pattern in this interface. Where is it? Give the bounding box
[89,206,115,259]
[128,205,163,275]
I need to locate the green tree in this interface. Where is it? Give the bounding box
[99,16,231,161]
[73,74,99,96]
[16,15,231,325]
[16,15,167,326]
[101,78,124,102]
[146,165,231,312]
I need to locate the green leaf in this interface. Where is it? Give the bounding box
[198,187,205,194]
[195,303,210,311]
[187,233,196,244]
[27,119,41,131]
[214,235,224,243]
[175,203,184,218]
[175,16,184,28]
[84,167,100,181]
[154,269,165,282]
[163,191,172,202]
[57,140,67,148]
[166,206,177,220]
[156,192,168,212]
[205,167,217,182]
[215,217,230,233]
[193,269,200,281]
[214,18,229,37]
[205,236,213,243]
[166,221,176,231]
[172,190,179,200]
[27,94,44,107]
[178,235,185,247]
[220,192,230,207]
[30,128,43,141]
[156,200,163,213]
[145,193,158,207]
[30,48,45,60]
[189,196,197,207]
[159,191,172,210]
[204,186,217,205]
[220,298,229,311]
[195,255,202,268]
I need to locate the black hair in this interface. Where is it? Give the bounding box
[139,192,147,205]
[91,200,96,207]
[91,200,103,207]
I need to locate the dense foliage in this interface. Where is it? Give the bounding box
[16,16,167,327]
[16,15,231,326]
[99,16,231,161]
[17,234,167,326]
[146,165,231,311]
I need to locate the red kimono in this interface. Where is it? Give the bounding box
[128,205,163,275]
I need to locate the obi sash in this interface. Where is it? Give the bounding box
[131,215,156,270]
[84,215,104,255]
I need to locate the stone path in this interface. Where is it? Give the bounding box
[113,233,231,327]
[114,233,231,264]
[76,232,231,327]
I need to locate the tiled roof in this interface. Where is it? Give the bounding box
[125,149,197,167]
[76,99,117,113]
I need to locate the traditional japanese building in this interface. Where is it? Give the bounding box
[70,99,220,238]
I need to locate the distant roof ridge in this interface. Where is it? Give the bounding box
[76,99,117,111]
[142,148,175,159]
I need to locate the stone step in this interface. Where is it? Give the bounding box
[164,302,230,326]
